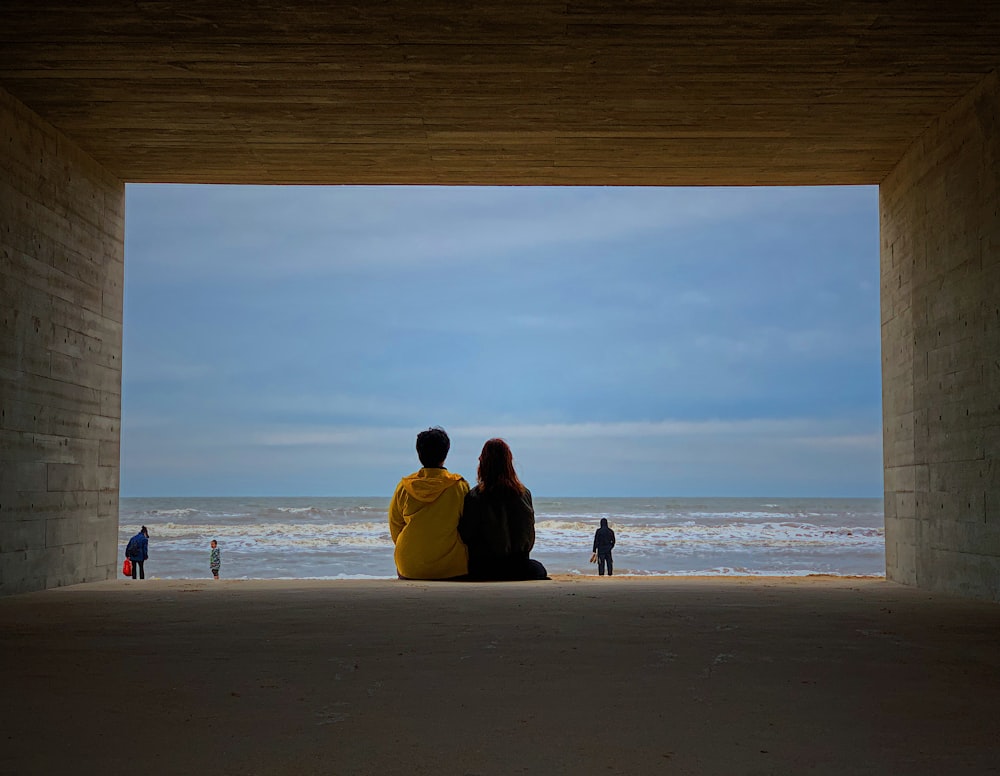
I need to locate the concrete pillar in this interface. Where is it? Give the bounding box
[0,87,124,594]
[881,70,1000,600]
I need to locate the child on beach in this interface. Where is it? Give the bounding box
[210,539,221,579]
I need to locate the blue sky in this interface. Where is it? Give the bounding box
[122,185,881,497]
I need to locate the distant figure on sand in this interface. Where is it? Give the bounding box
[389,427,470,580]
[125,526,150,580]
[210,539,221,580]
[593,518,616,576]
[459,438,548,581]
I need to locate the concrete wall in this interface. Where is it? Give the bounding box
[0,87,124,594]
[881,70,1000,601]
[0,59,996,599]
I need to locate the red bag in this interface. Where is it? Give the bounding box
[122,558,132,577]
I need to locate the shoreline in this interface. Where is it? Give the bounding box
[119,494,887,579]
[96,570,889,586]
[12,572,895,600]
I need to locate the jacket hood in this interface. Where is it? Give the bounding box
[600,518,609,528]
[401,468,465,503]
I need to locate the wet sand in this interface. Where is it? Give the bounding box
[2,576,999,775]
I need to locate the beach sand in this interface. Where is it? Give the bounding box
[2,576,999,775]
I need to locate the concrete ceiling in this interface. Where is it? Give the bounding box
[2,1,999,185]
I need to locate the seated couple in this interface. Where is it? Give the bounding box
[389,427,548,581]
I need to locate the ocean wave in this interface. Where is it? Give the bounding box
[122,517,884,556]
[201,512,253,518]
[146,520,388,536]
[122,520,394,552]
[534,509,865,524]
[534,520,884,552]
[117,496,885,579]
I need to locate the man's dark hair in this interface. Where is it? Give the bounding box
[416,427,450,467]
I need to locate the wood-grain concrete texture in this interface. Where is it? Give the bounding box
[1,2,1000,185]
[881,72,1000,600]
[2,577,1000,775]
[0,89,124,594]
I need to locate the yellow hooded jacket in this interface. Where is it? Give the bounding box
[389,468,470,579]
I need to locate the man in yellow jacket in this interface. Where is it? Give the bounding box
[389,427,469,579]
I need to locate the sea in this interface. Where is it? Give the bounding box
[119,496,885,580]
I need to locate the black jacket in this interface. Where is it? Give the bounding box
[593,519,616,554]
[459,485,536,580]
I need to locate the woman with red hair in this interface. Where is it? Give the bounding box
[459,438,548,581]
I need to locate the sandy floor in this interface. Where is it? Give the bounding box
[2,576,999,775]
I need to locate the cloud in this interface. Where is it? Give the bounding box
[238,392,420,423]
[690,326,861,362]
[126,185,870,278]
[120,184,881,496]
[250,416,879,451]
[254,426,403,447]
[122,357,216,384]
[122,415,882,497]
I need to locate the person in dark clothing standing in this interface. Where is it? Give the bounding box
[593,518,616,576]
[459,438,548,581]
[125,526,149,580]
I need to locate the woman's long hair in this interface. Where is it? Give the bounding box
[477,438,526,495]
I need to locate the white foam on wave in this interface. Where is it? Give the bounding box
[535,509,859,524]
[127,520,393,552]
[201,512,252,518]
[534,520,885,553]
[120,497,885,579]
[132,517,884,555]
[146,508,199,517]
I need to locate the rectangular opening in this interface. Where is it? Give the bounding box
[121,184,882,579]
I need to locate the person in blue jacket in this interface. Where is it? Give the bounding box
[125,526,149,580]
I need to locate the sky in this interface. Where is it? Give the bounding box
[121,185,881,498]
